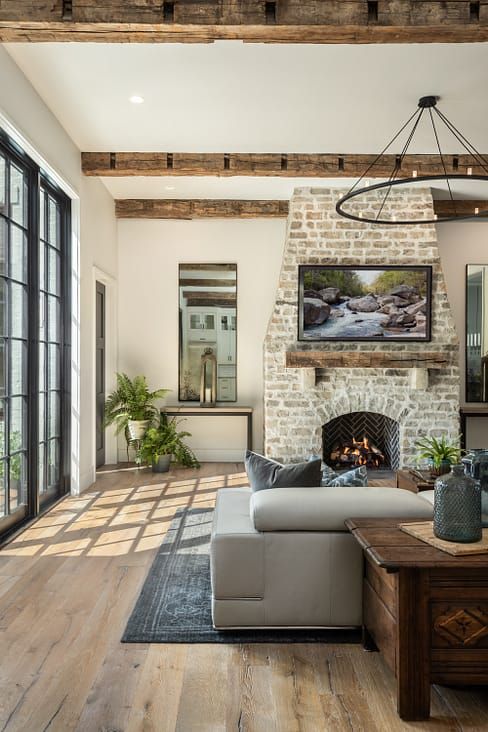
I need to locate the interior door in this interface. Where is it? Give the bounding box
[95,281,105,468]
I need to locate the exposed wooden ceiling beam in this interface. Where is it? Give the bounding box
[432,200,488,218]
[87,153,488,178]
[115,199,289,219]
[183,291,236,301]
[1,2,488,43]
[115,198,488,220]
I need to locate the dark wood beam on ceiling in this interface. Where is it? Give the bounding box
[86,153,488,178]
[115,199,290,219]
[432,200,488,217]
[1,1,488,43]
[115,198,488,220]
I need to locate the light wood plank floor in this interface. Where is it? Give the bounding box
[0,463,487,732]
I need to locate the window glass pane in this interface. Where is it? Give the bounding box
[39,342,46,391]
[39,392,46,442]
[39,292,46,341]
[48,248,61,295]
[10,282,27,339]
[49,390,60,437]
[0,459,4,517]
[38,443,46,494]
[40,191,45,241]
[0,400,5,457]
[10,164,27,227]
[39,241,46,291]
[10,224,27,283]
[0,279,6,337]
[48,197,59,248]
[48,439,60,486]
[10,396,26,451]
[0,341,5,397]
[48,344,60,390]
[10,452,27,511]
[0,218,6,275]
[10,340,27,395]
[48,296,60,342]
[0,155,6,213]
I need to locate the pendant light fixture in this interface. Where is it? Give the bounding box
[335,96,488,225]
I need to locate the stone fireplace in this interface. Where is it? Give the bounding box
[264,187,460,468]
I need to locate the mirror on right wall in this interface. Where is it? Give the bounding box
[466,264,488,402]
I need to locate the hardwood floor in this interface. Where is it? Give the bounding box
[0,463,487,731]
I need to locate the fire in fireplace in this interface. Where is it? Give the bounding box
[323,411,400,471]
[329,436,385,469]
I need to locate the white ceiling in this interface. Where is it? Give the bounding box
[4,41,488,199]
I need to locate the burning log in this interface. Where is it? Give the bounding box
[329,436,386,469]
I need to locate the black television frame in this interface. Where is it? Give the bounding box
[297,264,432,342]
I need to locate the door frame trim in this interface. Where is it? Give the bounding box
[92,266,118,476]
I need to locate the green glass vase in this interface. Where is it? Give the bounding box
[434,464,482,543]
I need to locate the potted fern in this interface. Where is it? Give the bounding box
[139,412,200,472]
[415,434,462,476]
[104,373,170,457]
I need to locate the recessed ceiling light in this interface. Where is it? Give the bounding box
[129,95,144,104]
[165,185,176,191]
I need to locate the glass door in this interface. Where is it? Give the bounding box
[0,130,71,540]
[0,147,31,533]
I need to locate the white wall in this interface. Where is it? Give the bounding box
[117,216,488,459]
[0,45,118,492]
[117,218,285,458]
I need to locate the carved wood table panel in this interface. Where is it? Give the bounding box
[345,518,488,721]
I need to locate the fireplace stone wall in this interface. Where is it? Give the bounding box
[263,187,460,467]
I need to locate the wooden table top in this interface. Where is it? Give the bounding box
[345,518,488,570]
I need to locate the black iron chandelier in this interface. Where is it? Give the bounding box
[335,95,488,225]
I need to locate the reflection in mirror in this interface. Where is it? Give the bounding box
[466,264,488,402]
[179,264,237,402]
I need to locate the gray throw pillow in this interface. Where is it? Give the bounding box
[322,465,368,487]
[245,451,322,492]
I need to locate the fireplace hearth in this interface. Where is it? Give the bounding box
[323,412,400,471]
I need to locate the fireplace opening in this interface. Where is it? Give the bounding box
[323,412,400,471]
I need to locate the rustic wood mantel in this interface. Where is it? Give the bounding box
[286,351,452,369]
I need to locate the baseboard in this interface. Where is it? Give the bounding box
[117,448,245,463]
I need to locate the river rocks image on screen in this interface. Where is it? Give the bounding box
[299,265,432,342]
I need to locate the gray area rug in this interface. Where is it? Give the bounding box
[122,507,361,644]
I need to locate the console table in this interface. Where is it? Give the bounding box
[346,517,488,721]
[163,405,253,451]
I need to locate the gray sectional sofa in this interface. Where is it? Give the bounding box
[210,485,434,629]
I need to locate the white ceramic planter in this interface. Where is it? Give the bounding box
[127,419,150,441]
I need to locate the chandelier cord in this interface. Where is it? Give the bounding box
[348,107,422,194]
[375,107,426,221]
[429,108,456,214]
[433,107,488,175]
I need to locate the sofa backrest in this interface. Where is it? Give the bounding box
[250,485,434,532]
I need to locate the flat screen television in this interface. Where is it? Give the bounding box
[298,265,432,342]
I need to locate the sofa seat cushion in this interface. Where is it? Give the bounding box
[250,485,434,532]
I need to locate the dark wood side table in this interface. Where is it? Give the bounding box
[396,469,435,493]
[345,517,488,721]
[163,405,253,451]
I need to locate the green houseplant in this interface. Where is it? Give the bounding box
[104,373,170,460]
[139,412,200,472]
[415,434,462,476]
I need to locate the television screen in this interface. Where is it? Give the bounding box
[298,265,432,342]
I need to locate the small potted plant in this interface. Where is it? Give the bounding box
[104,373,170,459]
[139,413,200,472]
[415,434,462,477]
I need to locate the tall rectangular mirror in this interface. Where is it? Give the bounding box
[466,264,488,402]
[179,264,237,402]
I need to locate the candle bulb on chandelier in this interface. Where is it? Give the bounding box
[467,167,473,176]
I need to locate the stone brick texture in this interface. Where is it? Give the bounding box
[264,187,460,466]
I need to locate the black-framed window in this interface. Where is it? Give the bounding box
[0,130,71,540]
